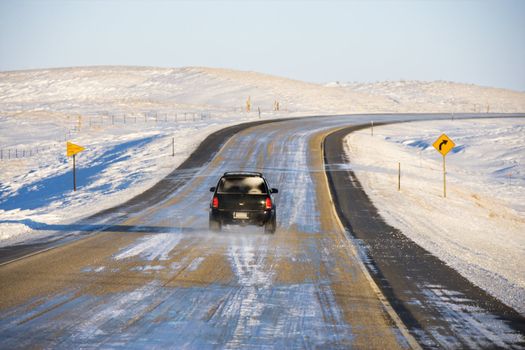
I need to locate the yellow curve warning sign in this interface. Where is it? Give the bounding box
[67,142,85,157]
[432,133,455,156]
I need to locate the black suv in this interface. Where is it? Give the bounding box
[209,172,278,233]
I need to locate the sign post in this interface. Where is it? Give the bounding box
[66,142,85,191]
[73,154,76,191]
[443,155,446,197]
[432,133,455,198]
[398,162,401,191]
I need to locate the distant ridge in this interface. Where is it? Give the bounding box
[1,66,524,117]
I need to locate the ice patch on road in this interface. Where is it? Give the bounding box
[114,233,183,261]
[187,257,205,272]
[222,235,352,348]
[225,235,276,347]
[74,281,160,341]
[81,266,106,273]
[131,265,165,272]
[421,285,524,348]
[263,131,321,233]
[228,236,273,286]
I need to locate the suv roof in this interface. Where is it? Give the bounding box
[223,171,263,177]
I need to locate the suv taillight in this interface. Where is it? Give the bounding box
[212,197,219,208]
[265,197,272,210]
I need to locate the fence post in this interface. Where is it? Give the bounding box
[398,162,401,191]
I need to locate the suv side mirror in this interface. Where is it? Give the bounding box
[210,187,216,192]
[270,188,279,194]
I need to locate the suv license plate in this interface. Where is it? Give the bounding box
[233,212,249,219]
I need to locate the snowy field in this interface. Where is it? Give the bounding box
[0,114,264,246]
[344,118,525,315]
[328,80,525,114]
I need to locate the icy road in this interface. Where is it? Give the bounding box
[0,115,523,349]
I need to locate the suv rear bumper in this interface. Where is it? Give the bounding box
[210,208,274,226]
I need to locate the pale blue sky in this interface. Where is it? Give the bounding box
[1,0,524,91]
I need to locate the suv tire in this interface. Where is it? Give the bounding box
[209,218,222,232]
[264,215,276,234]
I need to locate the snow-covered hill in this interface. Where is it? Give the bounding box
[1,66,524,121]
[0,66,393,117]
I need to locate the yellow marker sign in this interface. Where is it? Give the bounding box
[66,142,85,191]
[432,133,455,198]
[433,133,455,156]
[66,142,85,157]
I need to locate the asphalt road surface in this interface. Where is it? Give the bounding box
[0,114,523,349]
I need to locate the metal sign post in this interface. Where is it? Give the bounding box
[398,162,401,191]
[432,134,455,198]
[443,155,446,198]
[67,142,86,192]
[73,154,77,191]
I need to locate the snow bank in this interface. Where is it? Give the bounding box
[344,118,525,314]
[0,222,32,244]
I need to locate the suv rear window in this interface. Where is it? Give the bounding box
[218,177,268,194]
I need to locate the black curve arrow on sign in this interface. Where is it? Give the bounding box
[439,139,448,151]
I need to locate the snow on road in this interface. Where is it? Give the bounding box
[344,118,525,314]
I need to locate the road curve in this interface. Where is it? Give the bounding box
[0,114,523,349]
[324,121,525,349]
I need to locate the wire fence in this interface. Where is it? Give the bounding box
[83,111,212,127]
[1,111,213,161]
[1,144,62,161]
